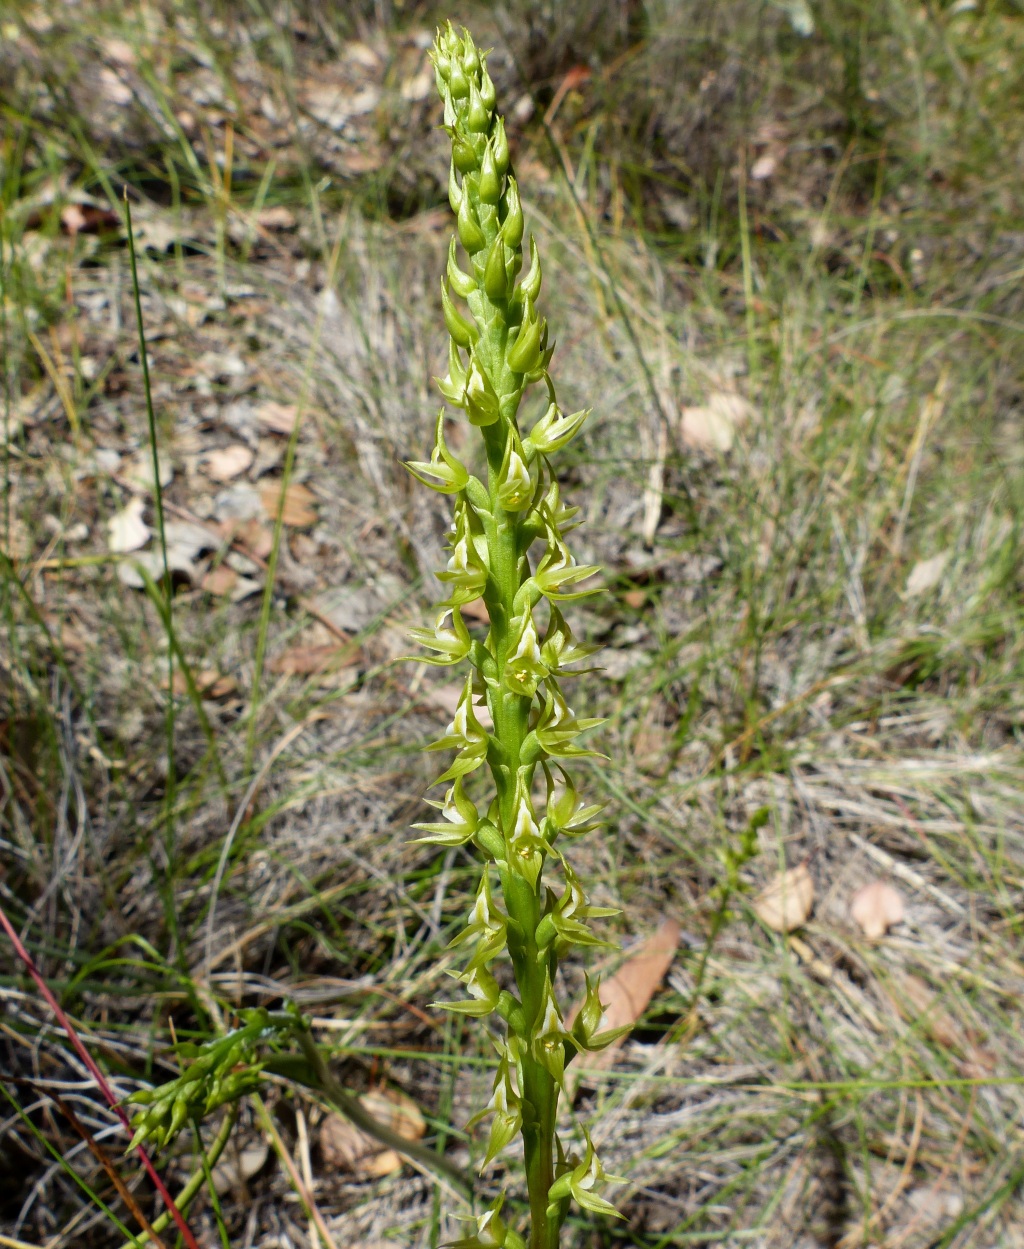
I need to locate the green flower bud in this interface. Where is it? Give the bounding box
[492,116,510,177]
[478,141,502,204]
[502,177,524,251]
[461,32,480,75]
[517,235,542,304]
[448,236,477,298]
[457,190,486,251]
[480,67,497,114]
[448,160,463,214]
[507,302,543,374]
[449,58,469,100]
[441,278,478,348]
[483,236,509,299]
[452,129,478,174]
[474,819,505,860]
[467,81,489,132]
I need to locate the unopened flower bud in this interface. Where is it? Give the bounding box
[452,129,478,174]
[502,176,524,250]
[467,81,489,132]
[448,237,477,297]
[480,67,496,113]
[517,235,542,304]
[492,116,509,177]
[478,142,502,204]
[441,278,478,348]
[449,58,469,99]
[484,236,509,300]
[507,302,543,374]
[448,160,463,214]
[457,191,486,252]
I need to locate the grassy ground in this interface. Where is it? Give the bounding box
[2,1,1023,1246]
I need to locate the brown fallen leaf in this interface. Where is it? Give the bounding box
[850,880,905,939]
[257,401,299,435]
[269,643,359,676]
[107,497,149,554]
[202,565,238,597]
[256,206,297,231]
[895,973,961,1051]
[259,480,317,527]
[567,919,680,1083]
[205,444,255,483]
[163,669,238,700]
[679,391,756,453]
[210,1138,268,1194]
[753,863,814,933]
[320,1088,425,1178]
[460,598,490,624]
[633,695,674,778]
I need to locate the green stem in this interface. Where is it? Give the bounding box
[486,485,561,1249]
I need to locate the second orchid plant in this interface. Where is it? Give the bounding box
[409,24,624,1249]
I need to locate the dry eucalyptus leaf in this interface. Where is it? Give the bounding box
[269,643,359,676]
[257,401,299,435]
[164,669,238,700]
[210,1138,268,1195]
[850,880,905,938]
[162,520,216,563]
[896,974,961,1051]
[320,1088,425,1177]
[597,918,680,1034]
[680,404,734,452]
[680,391,756,453]
[202,565,238,597]
[107,497,149,554]
[905,551,949,596]
[205,444,254,483]
[259,480,317,527]
[753,864,814,933]
[256,206,296,231]
[460,598,490,624]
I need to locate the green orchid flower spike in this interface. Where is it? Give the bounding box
[407,23,625,1248]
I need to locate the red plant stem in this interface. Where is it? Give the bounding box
[0,903,200,1249]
